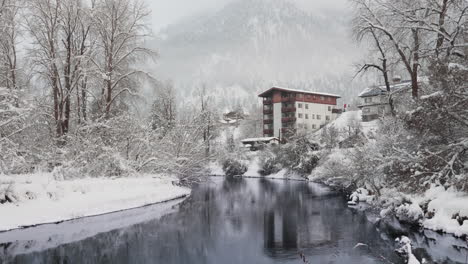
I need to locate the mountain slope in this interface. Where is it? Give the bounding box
[150,0,366,107]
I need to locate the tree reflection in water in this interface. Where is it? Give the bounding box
[1,178,416,264]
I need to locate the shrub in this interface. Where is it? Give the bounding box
[222,158,248,177]
[275,138,320,175]
[258,153,282,176]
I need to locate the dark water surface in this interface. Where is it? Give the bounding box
[0,177,466,264]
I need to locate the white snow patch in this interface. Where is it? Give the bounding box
[395,203,424,223]
[396,236,421,264]
[0,174,190,232]
[349,188,374,205]
[208,162,224,176]
[0,198,182,256]
[422,186,468,237]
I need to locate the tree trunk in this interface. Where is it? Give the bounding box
[411,29,420,99]
[435,0,449,58]
[81,77,87,121]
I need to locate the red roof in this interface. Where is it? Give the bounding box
[258,86,341,98]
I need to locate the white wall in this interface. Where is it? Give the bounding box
[361,95,391,117]
[273,102,282,137]
[295,102,336,132]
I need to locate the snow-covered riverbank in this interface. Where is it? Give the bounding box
[0,174,190,232]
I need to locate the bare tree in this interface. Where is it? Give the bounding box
[0,0,21,94]
[91,0,155,118]
[150,80,176,136]
[352,0,428,99]
[196,84,217,157]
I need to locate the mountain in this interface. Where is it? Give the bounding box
[149,0,368,108]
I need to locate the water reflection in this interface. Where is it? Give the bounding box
[1,177,460,264]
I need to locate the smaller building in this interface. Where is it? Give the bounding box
[241,137,280,151]
[358,80,411,122]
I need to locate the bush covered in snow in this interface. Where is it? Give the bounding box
[222,158,248,177]
[258,151,282,176]
[275,138,320,174]
[253,137,320,177]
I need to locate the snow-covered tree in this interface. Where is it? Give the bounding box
[91,0,155,118]
[150,80,176,136]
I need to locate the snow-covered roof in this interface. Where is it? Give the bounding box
[259,86,341,98]
[241,137,279,143]
[358,81,412,97]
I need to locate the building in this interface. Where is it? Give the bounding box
[258,87,341,138]
[241,137,280,151]
[358,79,411,121]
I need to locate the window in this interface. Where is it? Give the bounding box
[298,113,303,118]
[305,114,309,119]
[305,104,309,109]
[320,96,325,100]
[298,103,303,108]
[328,106,332,111]
[312,114,315,119]
[365,97,372,103]
[312,124,317,129]
[326,116,330,121]
[317,115,321,120]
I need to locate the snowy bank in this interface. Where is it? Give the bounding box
[0,174,190,232]
[209,157,305,181]
[420,186,468,237]
[0,198,182,256]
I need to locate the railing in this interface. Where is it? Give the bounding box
[281,97,296,103]
[264,129,273,135]
[263,99,273,105]
[281,107,296,113]
[263,109,273,115]
[264,119,273,124]
[281,117,297,123]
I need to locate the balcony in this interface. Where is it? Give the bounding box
[264,119,273,124]
[263,99,273,105]
[263,109,273,115]
[281,97,296,103]
[281,117,297,123]
[264,129,273,135]
[281,107,296,113]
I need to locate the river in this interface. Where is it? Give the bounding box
[0,177,467,263]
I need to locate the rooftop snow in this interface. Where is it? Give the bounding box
[241,137,278,143]
[259,86,341,98]
[358,81,412,97]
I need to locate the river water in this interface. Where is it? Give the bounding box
[0,177,467,264]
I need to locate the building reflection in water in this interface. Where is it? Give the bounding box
[3,177,450,264]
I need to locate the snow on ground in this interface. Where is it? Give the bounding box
[208,161,224,176]
[244,155,261,177]
[0,198,182,256]
[348,188,374,205]
[208,154,305,181]
[419,186,468,237]
[0,174,190,232]
[396,236,421,264]
[314,110,379,140]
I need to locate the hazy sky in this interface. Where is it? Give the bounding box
[146,0,348,31]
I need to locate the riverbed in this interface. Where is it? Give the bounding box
[0,177,466,263]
